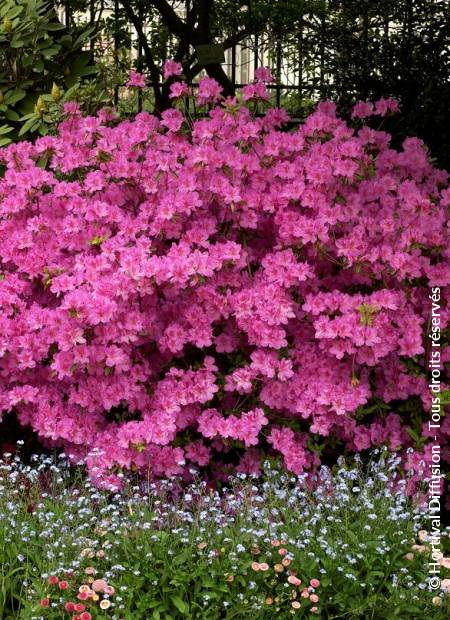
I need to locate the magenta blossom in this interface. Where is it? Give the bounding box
[196,77,223,105]
[351,101,374,119]
[127,70,146,88]
[161,108,184,132]
[163,60,183,80]
[254,66,275,83]
[375,97,400,116]
[169,82,190,99]
[63,101,81,116]
[242,82,271,102]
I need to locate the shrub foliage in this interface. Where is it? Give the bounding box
[0,0,96,144]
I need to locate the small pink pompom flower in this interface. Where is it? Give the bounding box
[301,588,310,598]
[92,578,108,592]
[287,575,302,586]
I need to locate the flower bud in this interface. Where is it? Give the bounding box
[3,16,13,33]
[51,82,61,102]
[34,96,46,116]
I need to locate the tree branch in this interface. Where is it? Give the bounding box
[149,0,194,39]
[195,0,211,42]
[221,25,259,51]
[120,0,165,110]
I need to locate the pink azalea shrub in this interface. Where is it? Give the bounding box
[0,73,449,487]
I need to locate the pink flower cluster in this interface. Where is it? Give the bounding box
[0,74,448,485]
[126,70,146,88]
[351,97,400,118]
[198,408,268,446]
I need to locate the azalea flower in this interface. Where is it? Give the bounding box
[197,77,223,104]
[127,70,146,88]
[169,82,190,99]
[254,66,274,83]
[163,59,183,80]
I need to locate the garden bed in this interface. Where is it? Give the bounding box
[1,447,449,619]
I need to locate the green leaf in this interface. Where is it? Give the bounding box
[36,155,49,169]
[10,35,24,48]
[173,550,190,565]
[72,27,96,48]
[21,54,35,68]
[18,116,40,136]
[45,22,65,31]
[346,530,359,545]
[0,125,13,135]
[5,109,20,120]
[4,89,26,104]
[68,52,91,72]
[171,596,188,614]
[59,34,73,47]
[33,59,44,72]
[5,6,23,19]
[18,112,35,121]
[41,46,59,58]
[62,84,79,101]
[440,389,450,407]
[145,600,162,609]
[401,606,423,614]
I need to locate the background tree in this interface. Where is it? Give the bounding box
[116,0,314,110]
[322,0,450,168]
[108,0,448,166]
[1,0,448,167]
